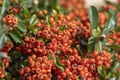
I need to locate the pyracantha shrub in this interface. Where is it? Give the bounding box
[0,0,120,80]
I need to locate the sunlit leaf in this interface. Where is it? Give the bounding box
[30,14,38,26]
[102,10,117,34]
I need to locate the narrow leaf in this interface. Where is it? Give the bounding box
[54,56,65,71]
[48,53,53,60]
[0,59,4,70]
[0,0,7,16]
[98,66,106,79]
[88,6,99,29]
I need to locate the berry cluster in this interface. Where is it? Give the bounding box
[16,37,46,56]
[9,7,20,14]
[1,41,13,52]
[19,55,53,80]
[0,51,10,79]
[53,51,111,80]
[0,41,13,79]
[17,14,91,57]
[3,14,18,31]
[108,32,120,45]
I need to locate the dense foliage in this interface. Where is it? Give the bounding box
[0,0,120,80]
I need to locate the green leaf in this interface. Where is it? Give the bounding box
[39,38,46,42]
[95,41,102,51]
[87,37,97,53]
[9,29,23,43]
[98,66,106,79]
[88,6,99,29]
[0,34,6,49]
[0,0,7,16]
[6,72,12,80]
[48,53,53,60]
[106,44,120,51]
[76,45,83,55]
[57,50,62,54]
[102,10,117,34]
[0,52,9,59]
[59,25,67,31]
[17,19,27,32]
[0,34,8,49]
[0,59,4,70]
[54,56,65,71]
[115,26,120,32]
[52,9,58,20]
[111,62,120,72]
[30,14,38,26]
[0,25,9,35]
[23,6,30,18]
[46,16,51,26]
[92,29,100,37]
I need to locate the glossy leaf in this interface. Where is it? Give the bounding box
[17,19,27,32]
[9,29,23,43]
[102,10,117,34]
[88,6,99,29]
[87,37,97,53]
[30,14,38,26]
[54,56,65,71]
